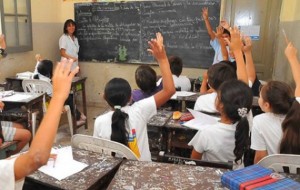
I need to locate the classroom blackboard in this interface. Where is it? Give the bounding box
[75,0,220,68]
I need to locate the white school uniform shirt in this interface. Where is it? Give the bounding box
[59,34,79,71]
[188,122,240,165]
[194,92,218,113]
[251,113,285,154]
[0,158,25,190]
[172,75,191,91]
[93,96,157,161]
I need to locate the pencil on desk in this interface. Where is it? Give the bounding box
[50,154,57,168]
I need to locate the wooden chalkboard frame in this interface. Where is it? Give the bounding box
[75,0,220,69]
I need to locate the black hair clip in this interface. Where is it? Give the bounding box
[0,48,7,58]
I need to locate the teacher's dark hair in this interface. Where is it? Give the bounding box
[63,19,77,37]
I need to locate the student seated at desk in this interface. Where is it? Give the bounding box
[168,56,191,91]
[189,79,252,168]
[93,33,175,161]
[0,58,79,190]
[34,59,86,125]
[251,42,300,163]
[0,35,31,155]
[132,65,162,103]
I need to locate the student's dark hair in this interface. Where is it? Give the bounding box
[35,59,53,79]
[63,19,77,37]
[135,65,157,94]
[104,78,132,146]
[223,28,230,37]
[169,56,183,77]
[260,81,293,114]
[207,62,236,90]
[218,80,253,163]
[280,100,300,154]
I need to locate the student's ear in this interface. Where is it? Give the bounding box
[262,101,272,112]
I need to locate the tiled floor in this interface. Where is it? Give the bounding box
[55,105,107,146]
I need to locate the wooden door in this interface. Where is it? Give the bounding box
[222,0,282,80]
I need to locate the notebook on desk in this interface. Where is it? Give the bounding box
[182,109,219,130]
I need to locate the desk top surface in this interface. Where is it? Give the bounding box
[0,92,43,103]
[108,160,226,190]
[26,148,123,190]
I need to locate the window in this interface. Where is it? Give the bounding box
[0,0,32,52]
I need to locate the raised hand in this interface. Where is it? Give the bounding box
[147,32,167,61]
[225,27,243,52]
[285,42,298,60]
[213,25,224,39]
[242,36,252,53]
[220,19,230,30]
[202,7,208,20]
[52,59,79,101]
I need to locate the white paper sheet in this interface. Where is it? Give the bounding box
[1,94,33,101]
[171,91,196,99]
[38,146,88,181]
[182,109,219,130]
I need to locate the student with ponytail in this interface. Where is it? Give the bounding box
[189,79,252,167]
[280,42,300,155]
[250,42,299,163]
[93,33,175,161]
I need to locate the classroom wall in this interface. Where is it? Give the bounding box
[2,0,299,106]
[33,0,204,106]
[273,0,300,86]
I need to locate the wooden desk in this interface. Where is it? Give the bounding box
[108,160,226,189]
[71,77,88,133]
[25,148,123,190]
[147,109,197,158]
[0,92,44,132]
[5,76,89,134]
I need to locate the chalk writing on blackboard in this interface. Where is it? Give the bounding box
[75,0,220,68]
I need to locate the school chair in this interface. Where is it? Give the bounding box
[257,154,300,174]
[157,151,233,170]
[22,79,73,137]
[71,134,139,161]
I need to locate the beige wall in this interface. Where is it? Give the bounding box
[32,0,203,106]
[5,0,299,105]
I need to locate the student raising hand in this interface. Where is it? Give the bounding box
[10,59,78,186]
[147,32,166,61]
[285,42,300,96]
[225,27,248,84]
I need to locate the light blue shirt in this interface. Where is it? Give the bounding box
[210,38,234,64]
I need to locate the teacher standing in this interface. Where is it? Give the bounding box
[59,19,79,71]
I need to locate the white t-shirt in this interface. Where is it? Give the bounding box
[194,92,218,113]
[251,112,285,154]
[188,122,238,163]
[172,75,191,91]
[59,34,79,71]
[93,96,157,161]
[0,158,24,190]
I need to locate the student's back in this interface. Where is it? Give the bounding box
[169,56,191,91]
[94,33,175,161]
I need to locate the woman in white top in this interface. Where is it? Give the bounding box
[0,59,79,190]
[189,79,252,167]
[59,19,80,71]
[94,33,175,161]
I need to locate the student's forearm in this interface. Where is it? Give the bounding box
[14,97,65,180]
[234,50,248,84]
[204,19,215,40]
[218,39,229,61]
[287,56,300,96]
[245,51,256,83]
[200,80,208,93]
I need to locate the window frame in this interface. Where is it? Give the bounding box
[0,0,33,53]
